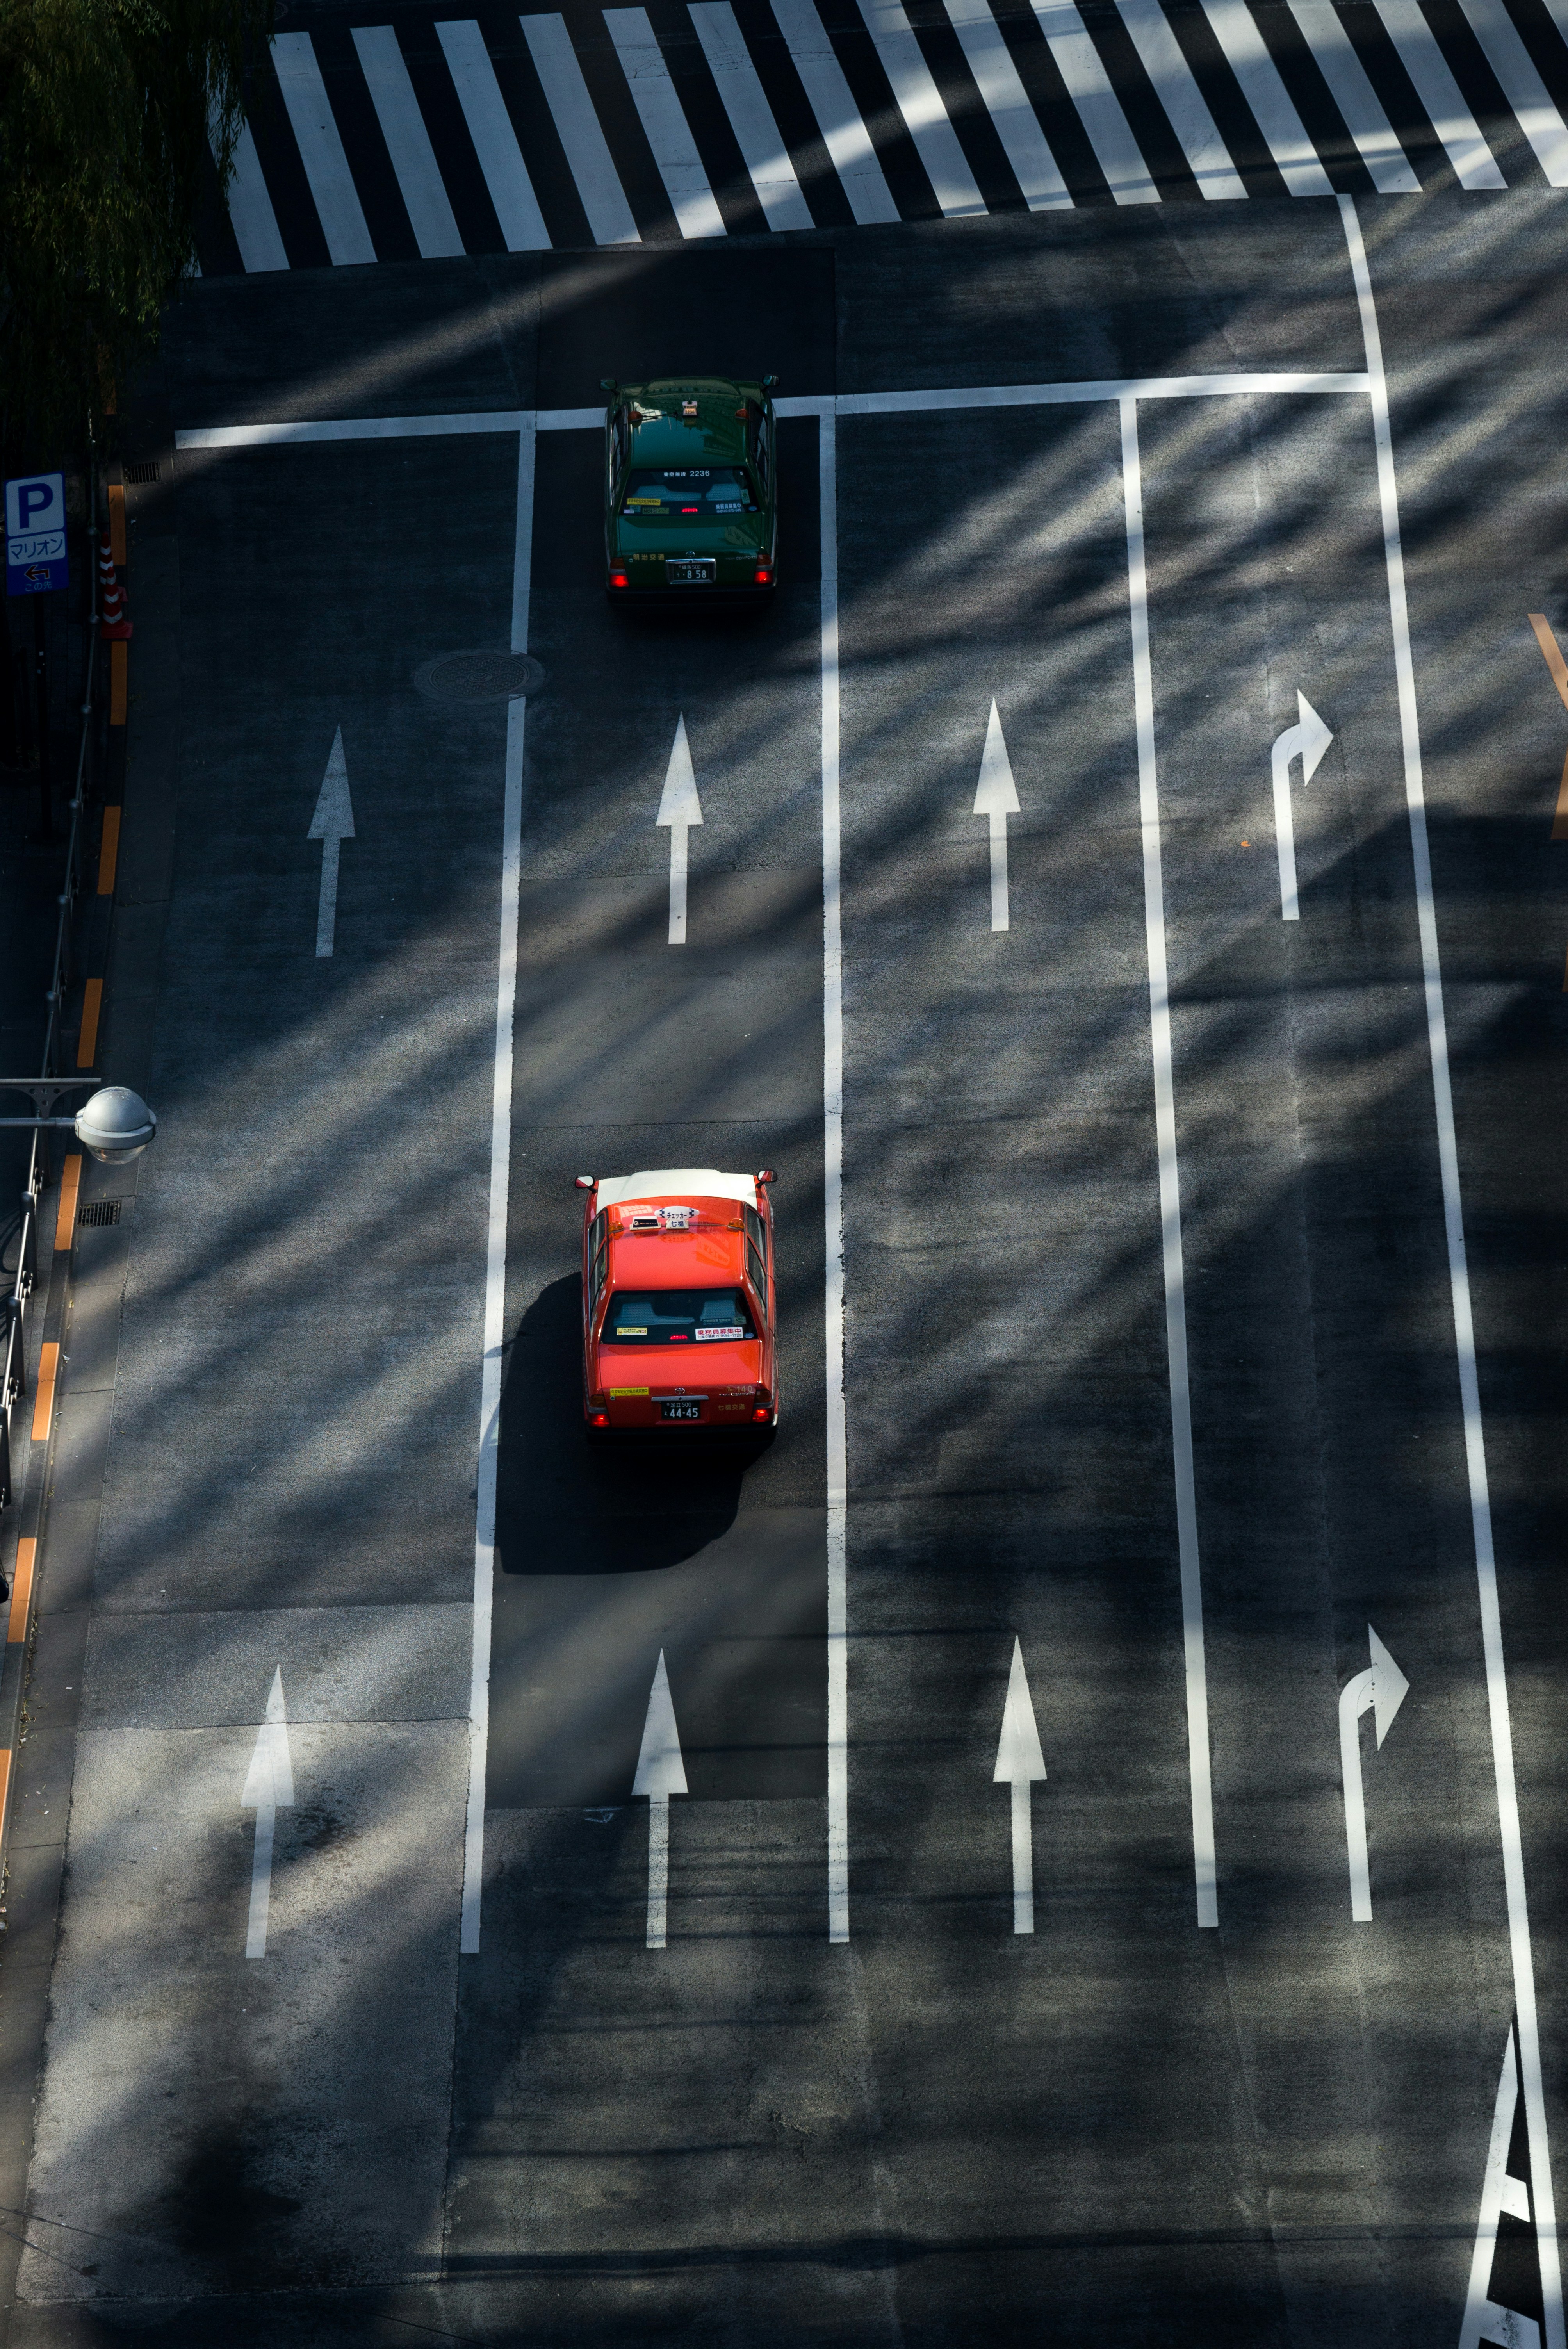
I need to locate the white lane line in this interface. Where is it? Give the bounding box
[351,25,466,255]
[1119,392,1219,1932]
[217,117,290,271]
[1197,0,1334,193]
[855,0,986,214]
[1114,0,1246,196]
[270,32,378,264]
[1286,0,1420,191]
[690,1,816,228]
[1339,192,1565,2349]
[1030,0,1160,201]
[606,6,728,235]
[437,20,551,249]
[820,407,849,1946]
[1370,0,1504,185]
[1455,0,1568,184]
[768,0,902,223]
[941,0,1072,208]
[460,421,533,1957]
[521,14,642,241]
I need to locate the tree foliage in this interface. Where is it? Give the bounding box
[0,0,273,469]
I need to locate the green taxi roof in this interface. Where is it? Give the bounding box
[620,378,759,468]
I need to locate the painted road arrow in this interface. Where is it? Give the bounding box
[973,700,1021,934]
[1338,1624,1409,1923]
[656,716,703,946]
[1269,692,1333,922]
[308,727,356,959]
[241,1667,296,1959]
[993,1637,1048,1934]
[633,1649,687,1948]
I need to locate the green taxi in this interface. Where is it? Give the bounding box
[602,374,778,600]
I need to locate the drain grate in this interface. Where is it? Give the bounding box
[412,649,545,705]
[77,1199,122,1228]
[124,461,160,485]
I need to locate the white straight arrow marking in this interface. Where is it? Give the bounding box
[240,1667,295,1959]
[308,727,356,957]
[973,699,1021,933]
[1338,1622,1408,1922]
[632,1649,687,1948]
[992,1637,1047,1933]
[656,715,703,945]
[1269,691,1333,921]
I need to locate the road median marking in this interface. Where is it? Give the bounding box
[53,1156,82,1253]
[30,1344,59,1443]
[76,979,102,1068]
[96,806,121,895]
[7,1541,35,1644]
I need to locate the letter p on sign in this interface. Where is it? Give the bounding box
[5,472,68,597]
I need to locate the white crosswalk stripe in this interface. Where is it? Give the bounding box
[521,12,641,241]
[1371,0,1505,185]
[690,0,817,228]
[768,0,902,222]
[1114,0,1245,198]
[943,0,1073,208]
[205,0,1568,273]
[1286,0,1419,192]
[437,19,552,247]
[352,25,466,255]
[857,0,987,215]
[606,5,729,235]
[270,31,377,263]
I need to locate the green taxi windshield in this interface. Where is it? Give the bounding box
[621,468,757,517]
[601,1289,756,1344]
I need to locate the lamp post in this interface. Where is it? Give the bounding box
[0,1079,157,1162]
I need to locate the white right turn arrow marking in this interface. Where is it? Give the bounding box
[633,1649,688,1947]
[992,1637,1047,1934]
[656,716,704,946]
[1338,1623,1408,1923]
[1269,691,1333,921]
[973,700,1021,934]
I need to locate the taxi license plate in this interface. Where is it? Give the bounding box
[660,1401,702,1421]
[666,559,714,586]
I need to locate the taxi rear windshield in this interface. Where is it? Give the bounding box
[622,468,757,515]
[601,1289,756,1343]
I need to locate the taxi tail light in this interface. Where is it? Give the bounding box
[609,569,630,589]
[589,1410,610,1427]
[752,1391,772,1422]
[754,567,773,585]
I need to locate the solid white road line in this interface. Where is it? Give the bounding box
[351,25,466,256]
[1030,0,1160,200]
[1197,0,1334,194]
[769,0,902,223]
[690,2,816,229]
[1370,0,1504,186]
[1120,393,1219,1931]
[521,14,642,242]
[855,0,986,215]
[437,20,551,249]
[1114,0,1246,196]
[1286,0,1420,192]
[941,0,1073,209]
[460,422,533,1956]
[606,7,728,236]
[1455,0,1568,184]
[269,33,378,264]
[1340,191,1564,2349]
[218,118,291,271]
[820,408,849,1945]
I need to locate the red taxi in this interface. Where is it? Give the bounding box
[577,1167,777,1434]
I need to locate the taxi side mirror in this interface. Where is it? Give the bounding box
[756,1168,775,1184]
[761,374,777,390]
[600,378,617,392]
[575,1174,596,1189]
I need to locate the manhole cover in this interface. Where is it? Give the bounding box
[412,650,545,704]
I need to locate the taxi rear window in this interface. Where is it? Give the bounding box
[601,1289,756,1343]
[622,468,756,515]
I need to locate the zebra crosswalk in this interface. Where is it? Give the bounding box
[200,0,1568,272]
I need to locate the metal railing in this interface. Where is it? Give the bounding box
[0,481,103,1511]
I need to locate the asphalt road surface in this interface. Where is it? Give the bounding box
[1,143,1566,2349]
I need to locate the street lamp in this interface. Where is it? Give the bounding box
[0,1078,157,1163]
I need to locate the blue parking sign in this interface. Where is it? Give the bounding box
[5,473,68,596]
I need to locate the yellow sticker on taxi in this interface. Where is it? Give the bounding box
[609,1387,650,1398]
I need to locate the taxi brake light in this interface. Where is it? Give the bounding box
[589,1410,610,1427]
[609,569,630,588]
[752,1405,770,1422]
[755,567,773,585]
